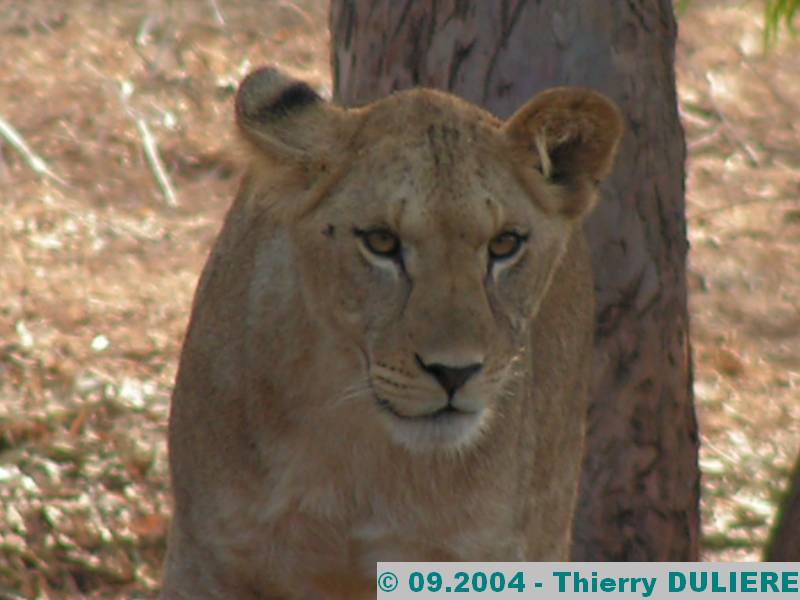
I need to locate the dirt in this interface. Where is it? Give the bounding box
[678,0,800,561]
[0,0,797,596]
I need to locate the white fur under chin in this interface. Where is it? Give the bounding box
[381,407,491,454]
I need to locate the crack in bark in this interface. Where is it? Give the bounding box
[391,0,414,41]
[481,0,527,105]
[596,262,651,338]
[448,39,476,90]
[406,15,424,86]
[625,0,654,33]
[426,0,439,54]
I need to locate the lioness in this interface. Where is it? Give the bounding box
[162,67,622,599]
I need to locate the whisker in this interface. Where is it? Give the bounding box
[327,378,373,410]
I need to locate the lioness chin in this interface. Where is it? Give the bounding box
[161,66,623,599]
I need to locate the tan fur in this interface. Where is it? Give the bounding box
[161,67,623,599]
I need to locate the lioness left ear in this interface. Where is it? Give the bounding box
[235,67,350,163]
[503,87,624,218]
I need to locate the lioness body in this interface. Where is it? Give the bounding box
[163,68,622,599]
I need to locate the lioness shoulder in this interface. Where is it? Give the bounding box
[162,67,622,599]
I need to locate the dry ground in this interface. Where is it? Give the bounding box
[0,0,797,597]
[678,1,800,560]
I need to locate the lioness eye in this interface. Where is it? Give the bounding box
[488,232,527,261]
[356,228,401,258]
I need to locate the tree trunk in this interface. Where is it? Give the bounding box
[330,0,699,561]
[766,454,800,560]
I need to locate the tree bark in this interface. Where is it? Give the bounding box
[766,454,800,560]
[330,0,699,560]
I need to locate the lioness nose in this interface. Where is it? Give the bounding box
[416,355,482,398]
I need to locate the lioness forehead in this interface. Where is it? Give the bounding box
[326,90,538,240]
[354,88,504,153]
[340,137,513,244]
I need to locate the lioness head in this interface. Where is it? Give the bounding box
[235,68,622,453]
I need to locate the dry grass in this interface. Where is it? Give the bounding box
[678,0,800,560]
[0,0,797,596]
[0,1,328,597]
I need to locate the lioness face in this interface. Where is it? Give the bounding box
[294,125,572,452]
[235,69,623,452]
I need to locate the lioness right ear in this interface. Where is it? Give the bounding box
[235,67,349,162]
[504,87,624,218]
